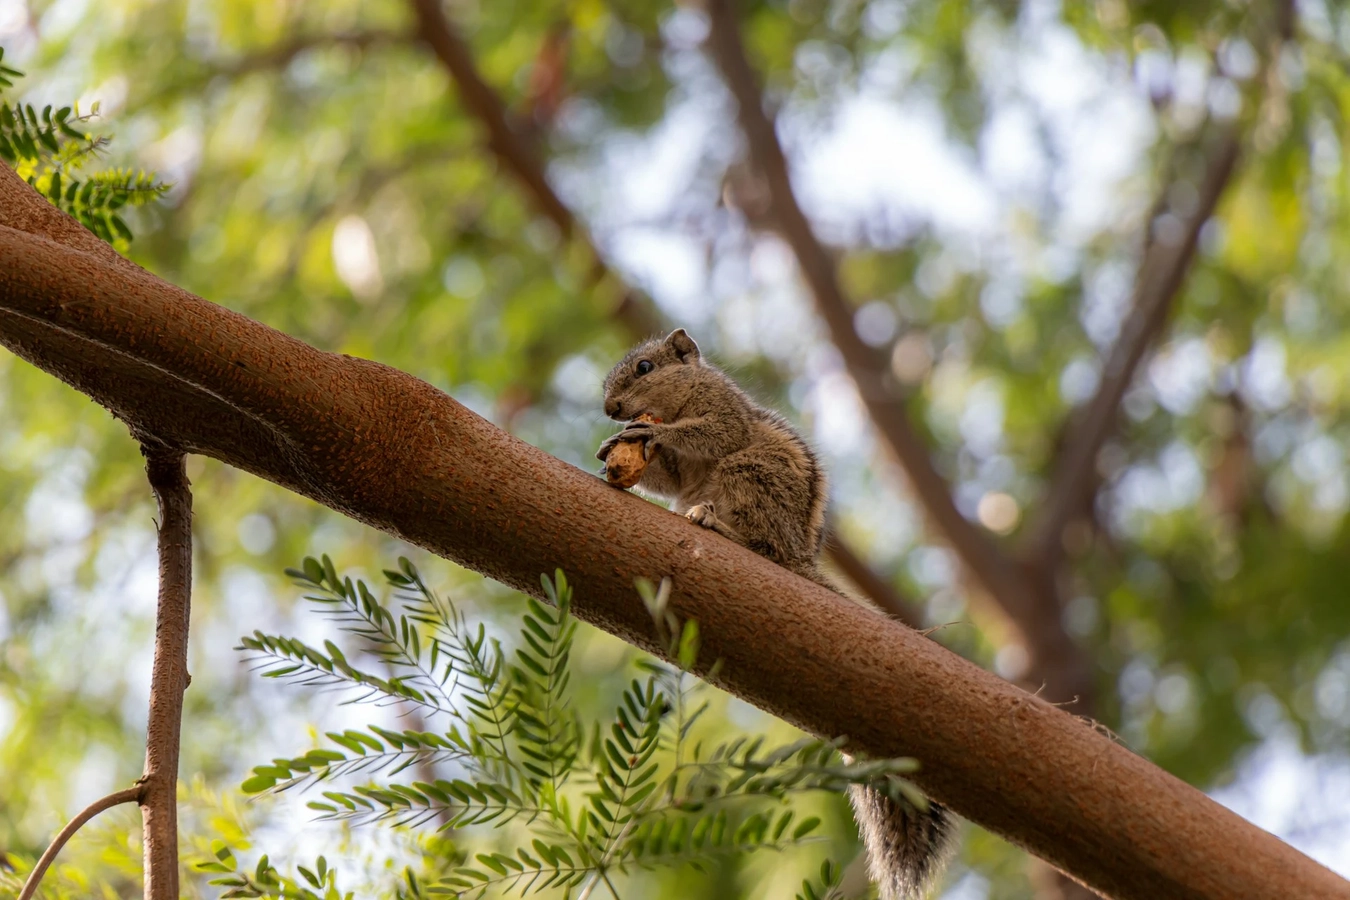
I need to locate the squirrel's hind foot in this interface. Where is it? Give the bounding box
[685,503,717,528]
[685,503,744,544]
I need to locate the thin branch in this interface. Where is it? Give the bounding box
[701,0,1083,693]
[822,535,923,629]
[140,448,194,900]
[214,29,409,78]
[16,786,142,900]
[406,0,660,338]
[1024,0,1295,567]
[1022,130,1241,566]
[408,0,570,236]
[0,192,1347,896]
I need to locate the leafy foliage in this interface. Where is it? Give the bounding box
[794,860,845,900]
[235,558,919,897]
[196,843,354,900]
[0,47,165,246]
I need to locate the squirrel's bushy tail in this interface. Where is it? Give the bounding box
[807,566,957,897]
[848,783,956,900]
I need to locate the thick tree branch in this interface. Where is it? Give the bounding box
[0,171,1345,900]
[1022,131,1240,566]
[823,536,923,629]
[701,0,1090,704]
[16,786,142,900]
[140,448,193,899]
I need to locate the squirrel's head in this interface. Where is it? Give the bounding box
[602,329,702,421]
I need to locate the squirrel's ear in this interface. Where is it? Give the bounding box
[666,329,700,363]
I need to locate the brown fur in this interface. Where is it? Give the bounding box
[598,329,956,899]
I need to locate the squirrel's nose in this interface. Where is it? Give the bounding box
[605,398,623,419]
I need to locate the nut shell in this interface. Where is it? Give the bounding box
[605,414,660,489]
[605,441,650,489]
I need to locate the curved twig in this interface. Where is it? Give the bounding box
[17,786,142,900]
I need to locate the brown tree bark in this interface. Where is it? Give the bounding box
[140,449,193,899]
[0,167,1345,900]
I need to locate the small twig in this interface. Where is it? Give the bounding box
[140,448,194,900]
[918,620,969,638]
[16,786,142,900]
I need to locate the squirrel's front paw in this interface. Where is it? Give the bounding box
[596,433,623,462]
[595,421,659,462]
[615,420,658,445]
[685,503,717,529]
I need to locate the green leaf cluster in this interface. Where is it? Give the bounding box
[793,859,845,900]
[197,842,353,899]
[234,558,920,897]
[0,48,166,247]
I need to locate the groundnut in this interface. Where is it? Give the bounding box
[605,414,660,489]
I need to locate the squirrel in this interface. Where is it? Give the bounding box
[596,328,957,900]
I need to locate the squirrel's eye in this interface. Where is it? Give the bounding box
[636,360,654,376]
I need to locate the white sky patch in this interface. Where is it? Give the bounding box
[608,228,710,321]
[1242,337,1293,411]
[1059,356,1100,405]
[1211,735,1350,877]
[958,379,1006,458]
[980,101,1048,198]
[551,353,606,406]
[145,123,203,186]
[795,94,997,238]
[1148,337,1213,416]
[0,0,29,38]
[1014,22,1155,241]
[332,214,383,302]
[806,370,869,457]
[37,0,84,38]
[604,103,717,222]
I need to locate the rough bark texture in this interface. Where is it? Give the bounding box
[823,536,923,630]
[0,166,1346,900]
[140,449,193,899]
